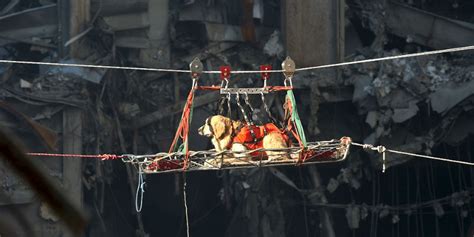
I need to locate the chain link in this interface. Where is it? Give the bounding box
[260,92,280,126]
[226,93,232,118]
[244,92,264,125]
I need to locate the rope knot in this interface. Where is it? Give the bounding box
[376,146,386,154]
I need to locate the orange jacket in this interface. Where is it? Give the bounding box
[231,123,289,151]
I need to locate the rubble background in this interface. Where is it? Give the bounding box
[0,0,473,236]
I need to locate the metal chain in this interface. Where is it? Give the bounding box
[243,92,264,125]
[260,92,280,126]
[236,94,253,126]
[218,96,227,115]
[218,80,231,117]
[226,93,232,118]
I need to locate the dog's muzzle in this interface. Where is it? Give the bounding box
[198,125,205,135]
[198,117,214,137]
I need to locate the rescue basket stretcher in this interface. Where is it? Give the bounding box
[122,137,352,174]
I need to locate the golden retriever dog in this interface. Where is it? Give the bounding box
[198,115,290,167]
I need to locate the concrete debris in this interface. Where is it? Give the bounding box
[352,75,373,102]
[363,132,376,145]
[0,1,472,235]
[263,30,283,58]
[355,1,474,49]
[40,202,59,222]
[385,1,474,49]
[349,46,473,150]
[345,206,360,229]
[430,79,474,114]
[444,114,474,144]
[20,79,32,89]
[43,59,106,84]
[365,111,378,128]
[392,101,419,123]
[118,103,141,119]
[0,4,57,46]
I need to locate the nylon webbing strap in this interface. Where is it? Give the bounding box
[286,90,307,147]
[185,92,196,152]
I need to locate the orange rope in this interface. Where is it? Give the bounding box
[168,89,195,170]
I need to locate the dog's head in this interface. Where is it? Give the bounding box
[198,115,234,139]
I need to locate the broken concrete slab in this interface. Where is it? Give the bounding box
[352,75,373,102]
[102,12,150,31]
[0,4,57,46]
[43,59,106,84]
[392,101,419,123]
[430,79,474,114]
[443,113,474,144]
[365,111,378,128]
[386,1,474,49]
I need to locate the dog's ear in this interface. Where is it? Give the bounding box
[212,116,231,139]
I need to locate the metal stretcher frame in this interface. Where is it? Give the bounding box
[122,137,352,174]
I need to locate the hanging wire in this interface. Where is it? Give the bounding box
[183,173,190,237]
[351,142,474,168]
[0,45,472,74]
[135,166,145,212]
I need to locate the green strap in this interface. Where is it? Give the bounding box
[286,90,307,147]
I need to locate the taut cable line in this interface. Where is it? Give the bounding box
[0,45,472,74]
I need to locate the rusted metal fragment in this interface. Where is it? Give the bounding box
[241,0,256,43]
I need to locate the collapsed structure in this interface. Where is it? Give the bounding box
[0,0,473,236]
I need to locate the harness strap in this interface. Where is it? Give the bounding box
[286,90,307,147]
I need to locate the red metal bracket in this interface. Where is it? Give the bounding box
[260,65,272,80]
[220,66,231,80]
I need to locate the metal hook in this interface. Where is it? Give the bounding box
[244,92,250,102]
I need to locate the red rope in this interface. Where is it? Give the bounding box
[168,89,195,170]
[268,86,293,92]
[196,86,221,91]
[283,96,307,164]
[26,152,122,160]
